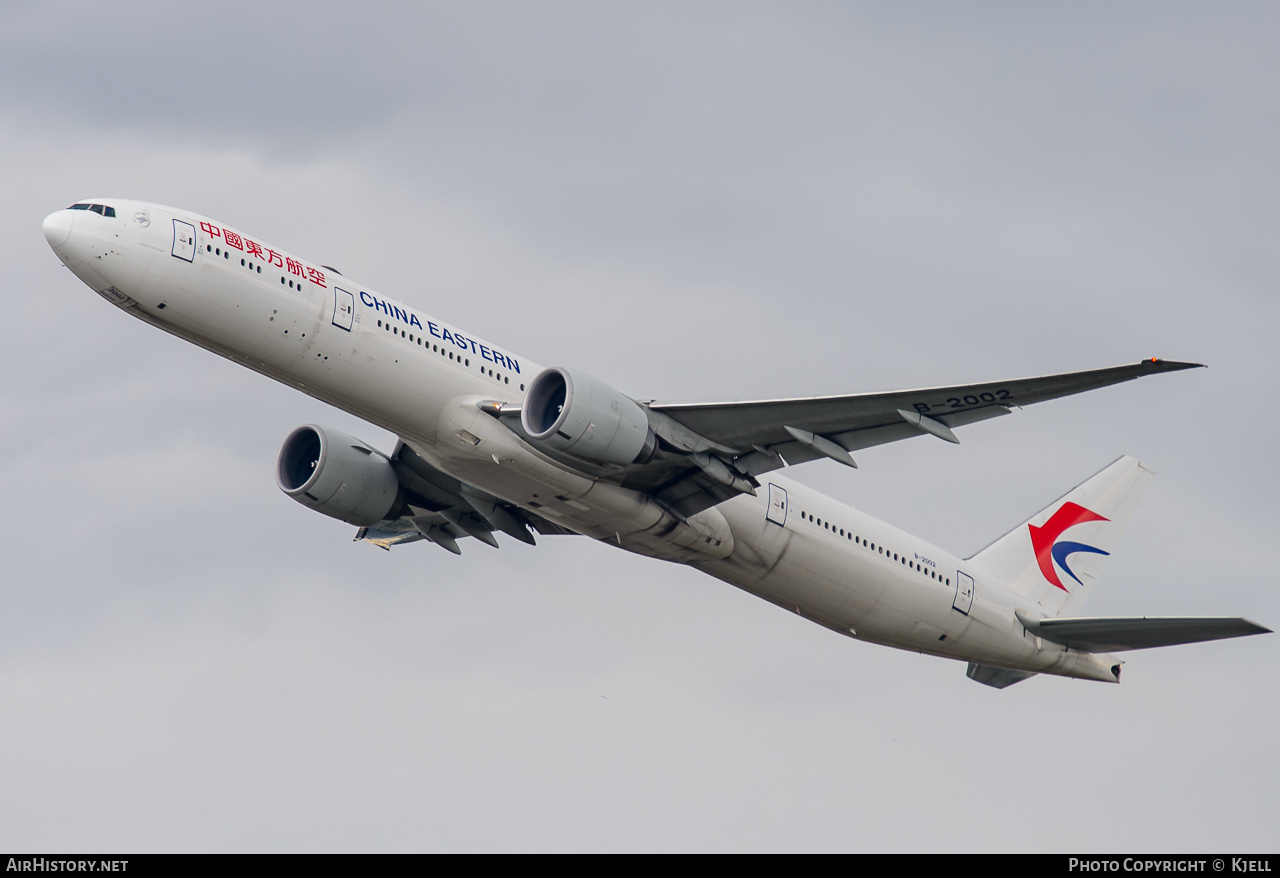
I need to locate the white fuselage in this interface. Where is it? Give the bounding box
[44,199,1120,683]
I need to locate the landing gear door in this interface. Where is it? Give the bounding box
[953,570,975,616]
[171,219,196,262]
[765,483,788,526]
[332,287,355,331]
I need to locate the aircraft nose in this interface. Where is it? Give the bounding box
[43,209,74,250]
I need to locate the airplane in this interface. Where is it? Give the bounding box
[42,198,1270,688]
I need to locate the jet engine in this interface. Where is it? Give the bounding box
[276,425,401,526]
[521,367,657,465]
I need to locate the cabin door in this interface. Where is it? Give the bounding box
[171,219,196,262]
[952,570,975,616]
[765,483,788,526]
[332,287,355,331]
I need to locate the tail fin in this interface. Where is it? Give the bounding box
[969,456,1155,617]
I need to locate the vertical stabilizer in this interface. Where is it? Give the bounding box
[968,456,1155,616]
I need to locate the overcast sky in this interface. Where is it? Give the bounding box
[2,1,1276,852]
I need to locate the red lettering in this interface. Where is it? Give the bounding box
[244,239,264,259]
[199,221,221,238]
[223,230,244,251]
[265,248,284,268]
[306,266,327,288]
[286,257,304,276]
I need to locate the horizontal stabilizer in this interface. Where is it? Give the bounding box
[966,663,1039,689]
[1016,613,1271,652]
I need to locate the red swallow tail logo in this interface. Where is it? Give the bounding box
[1028,502,1110,591]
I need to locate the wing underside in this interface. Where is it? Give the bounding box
[358,441,576,552]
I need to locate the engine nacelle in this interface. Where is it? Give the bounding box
[521,367,657,465]
[276,424,400,526]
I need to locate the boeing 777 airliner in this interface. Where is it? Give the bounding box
[42,199,1270,687]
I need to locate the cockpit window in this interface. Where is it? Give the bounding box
[67,203,116,217]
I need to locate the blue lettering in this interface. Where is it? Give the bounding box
[355,298,516,370]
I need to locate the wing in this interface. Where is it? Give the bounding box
[1015,613,1272,652]
[357,440,577,553]
[650,358,1200,459]
[618,358,1202,519]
